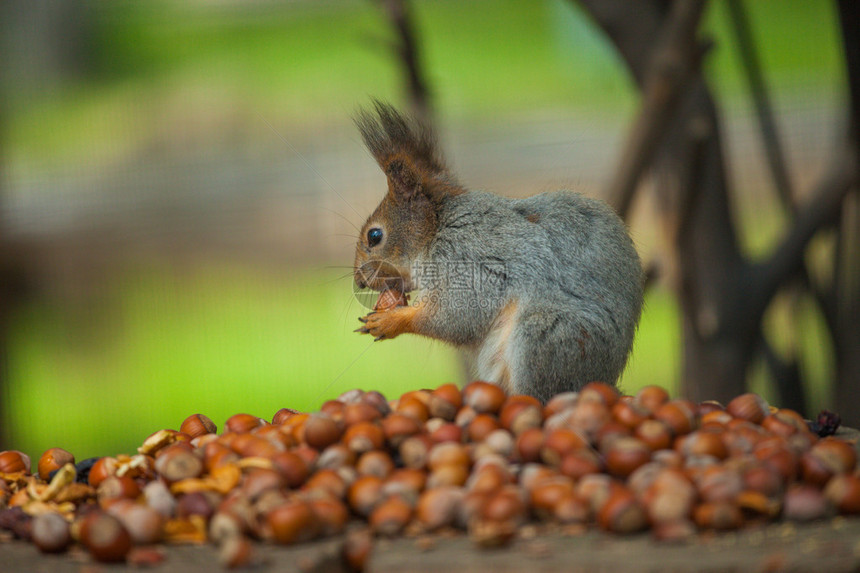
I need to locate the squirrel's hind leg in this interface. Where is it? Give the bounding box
[509,307,624,402]
[473,300,520,395]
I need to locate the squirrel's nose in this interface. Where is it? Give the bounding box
[354,270,368,290]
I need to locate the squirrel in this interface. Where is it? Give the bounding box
[353,101,644,403]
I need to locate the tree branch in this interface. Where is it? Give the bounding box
[754,151,856,313]
[725,0,796,213]
[376,0,433,125]
[602,0,709,218]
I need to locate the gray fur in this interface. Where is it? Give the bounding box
[412,190,643,401]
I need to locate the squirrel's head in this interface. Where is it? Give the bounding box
[353,101,464,292]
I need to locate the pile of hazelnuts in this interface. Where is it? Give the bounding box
[1,381,858,569]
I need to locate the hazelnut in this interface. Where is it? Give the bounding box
[499,397,543,435]
[225,413,265,434]
[374,288,408,311]
[362,390,391,416]
[79,511,132,563]
[429,384,462,420]
[541,428,588,467]
[654,400,698,436]
[597,489,647,534]
[304,469,348,500]
[303,414,343,450]
[783,484,833,521]
[344,402,383,426]
[317,443,355,471]
[596,421,633,451]
[635,385,670,414]
[428,421,463,444]
[343,421,385,454]
[271,451,310,488]
[696,466,744,503]
[272,407,301,425]
[462,381,506,414]
[568,400,611,441]
[652,519,696,542]
[356,450,395,478]
[481,485,527,525]
[219,535,255,569]
[416,486,464,530]
[176,491,216,519]
[32,511,71,553]
[342,527,373,572]
[482,428,515,457]
[575,473,617,514]
[383,468,427,501]
[381,413,422,447]
[88,457,119,487]
[553,492,589,524]
[693,501,743,530]
[823,474,860,515]
[701,410,733,428]
[369,495,413,536]
[515,427,544,463]
[519,463,557,493]
[143,480,176,518]
[108,501,164,545]
[308,496,349,536]
[180,414,217,438]
[427,463,470,488]
[466,464,512,494]
[347,475,384,517]
[697,400,725,416]
[266,499,319,544]
[467,414,501,442]
[208,512,243,546]
[634,419,673,451]
[399,434,432,469]
[543,391,578,418]
[154,445,204,483]
[753,438,798,484]
[97,475,142,501]
[37,448,75,481]
[396,395,431,422]
[579,381,620,407]
[742,463,783,497]
[468,516,517,548]
[604,436,652,478]
[676,430,728,460]
[454,405,478,428]
[427,442,471,471]
[242,468,284,501]
[612,401,649,430]
[0,450,31,474]
[726,393,769,424]
[530,475,576,520]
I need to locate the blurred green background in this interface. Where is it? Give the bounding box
[0,0,845,460]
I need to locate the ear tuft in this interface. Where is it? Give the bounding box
[385,157,421,200]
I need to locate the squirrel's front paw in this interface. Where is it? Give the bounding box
[356,306,416,341]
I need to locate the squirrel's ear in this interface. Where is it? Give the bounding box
[385,157,422,201]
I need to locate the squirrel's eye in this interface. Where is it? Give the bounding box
[367,227,383,247]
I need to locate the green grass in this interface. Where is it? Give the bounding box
[6,263,463,460]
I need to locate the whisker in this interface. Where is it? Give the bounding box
[313,340,376,402]
[321,206,362,234]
